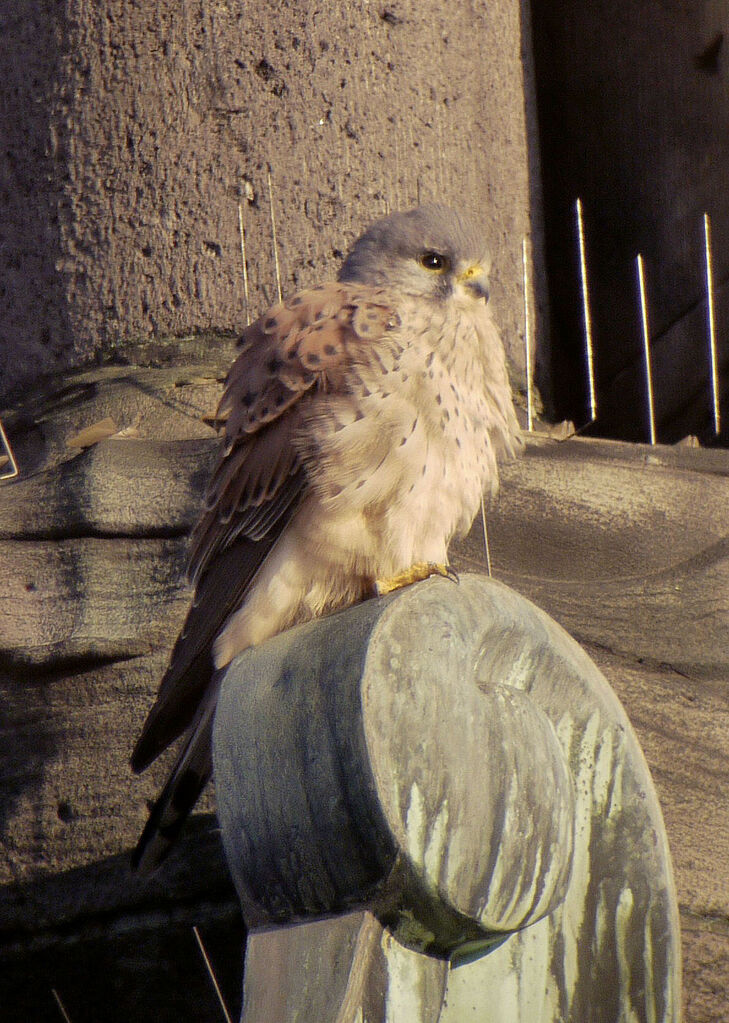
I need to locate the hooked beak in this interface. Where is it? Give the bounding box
[456,263,490,302]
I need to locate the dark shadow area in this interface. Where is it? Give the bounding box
[0,6,77,402]
[1,909,245,1023]
[0,676,60,860]
[530,1,729,445]
[518,0,553,417]
[0,826,244,1023]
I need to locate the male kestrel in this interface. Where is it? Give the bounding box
[131,204,522,872]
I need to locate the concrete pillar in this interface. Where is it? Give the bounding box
[0,1,543,405]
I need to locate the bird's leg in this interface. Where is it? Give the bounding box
[375,561,459,597]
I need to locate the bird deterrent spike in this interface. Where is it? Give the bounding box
[636,254,657,445]
[237,202,251,327]
[522,236,534,432]
[393,133,401,211]
[344,132,351,178]
[480,495,493,578]
[0,417,19,480]
[703,212,721,435]
[575,198,597,424]
[51,989,72,1023]
[406,122,416,204]
[436,116,446,199]
[193,926,234,1023]
[267,166,283,305]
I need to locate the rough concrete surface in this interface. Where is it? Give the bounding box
[0,0,540,404]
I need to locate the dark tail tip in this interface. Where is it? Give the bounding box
[131,765,211,875]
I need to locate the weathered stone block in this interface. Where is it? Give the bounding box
[214,575,680,1022]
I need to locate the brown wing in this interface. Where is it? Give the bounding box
[131,281,400,774]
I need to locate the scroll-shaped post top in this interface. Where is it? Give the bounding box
[213,574,680,1022]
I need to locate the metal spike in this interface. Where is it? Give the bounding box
[703,212,721,435]
[51,989,72,1023]
[522,236,534,432]
[193,925,233,1023]
[480,495,493,578]
[0,417,19,480]
[237,203,251,327]
[394,133,401,211]
[436,115,445,199]
[636,254,657,445]
[266,166,283,304]
[406,122,416,204]
[343,130,351,178]
[575,198,597,423]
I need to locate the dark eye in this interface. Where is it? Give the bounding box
[419,251,449,272]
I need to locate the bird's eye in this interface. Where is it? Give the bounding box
[419,251,449,272]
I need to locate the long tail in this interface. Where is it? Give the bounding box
[131,694,217,875]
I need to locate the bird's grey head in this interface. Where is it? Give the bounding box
[338,204,492,305]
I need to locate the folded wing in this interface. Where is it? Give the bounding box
[130,282,400,870]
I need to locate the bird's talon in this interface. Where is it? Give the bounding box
[375,561,457,596]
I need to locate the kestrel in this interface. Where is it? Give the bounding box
[131,204,522,872]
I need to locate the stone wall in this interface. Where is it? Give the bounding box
[0,0,542,403]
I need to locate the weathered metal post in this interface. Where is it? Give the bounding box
[213,574,681,1022]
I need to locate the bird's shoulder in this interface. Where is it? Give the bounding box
[214,281,402,441]
[186,282,404,586]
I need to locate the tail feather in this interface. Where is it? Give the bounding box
[131,697,216,875]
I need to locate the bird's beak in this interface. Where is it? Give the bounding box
[456,263,490,302]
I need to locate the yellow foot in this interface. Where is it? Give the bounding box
[375,561,458,597]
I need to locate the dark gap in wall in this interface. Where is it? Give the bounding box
[529,2,729,446]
